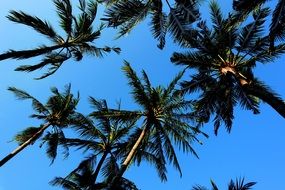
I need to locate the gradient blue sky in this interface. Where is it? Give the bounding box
[0,0,285,189]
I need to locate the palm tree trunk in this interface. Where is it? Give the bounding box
[110,125,149,188]
[0,122,51,167]
[0,44,64,60]
[243,84,285,118]
[93,151,108,183]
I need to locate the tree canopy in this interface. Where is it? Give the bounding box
[0,0,284,190]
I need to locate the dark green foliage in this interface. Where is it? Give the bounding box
[50,161,139,190]
[0,0,120,79]
[232,0,285,49]
[14,126,42,145]
[97,62,206,183]
[102,0,201,48]
[50,99,139,189]
[192,178,256,190]
[269,0,285,48]
[9,84,81,161]
[171,1,285,134]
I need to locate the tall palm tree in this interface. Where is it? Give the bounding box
[0,84,82,167]
[192,178,256,190]
[0,0,120,79]
[232,0,285,49]
[101,0,201,49]
[171,1,285,134]
[49,97,140,189]
[90,62,206,187]
[52,98,137,188]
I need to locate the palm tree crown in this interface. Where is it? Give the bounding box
[0,84,81,166]
[91,62,206,185]
[0,0,120,79]
[171,1,285,134]
[53,98,137,188]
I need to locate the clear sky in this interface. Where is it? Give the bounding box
[0,0,284,190]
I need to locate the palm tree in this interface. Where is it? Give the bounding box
[232,0,285,50]
[90,62,206,187]
[192,178,256,190]
[101,0,201,49]
[0,0,120,79]
[0,84,82,167]
[171,1,285,134]
[51,98,137,188]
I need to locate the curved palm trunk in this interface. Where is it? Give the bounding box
[93,151,108,183]
[0,122,51,167]
[243,84,285,118]
[0,44,64,60]
[110,125,149,188]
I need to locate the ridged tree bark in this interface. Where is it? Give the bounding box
[0,122,51,167]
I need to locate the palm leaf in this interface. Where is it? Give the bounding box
[53,0,73,35]
[7,11,59,41]
[269,0,285,48]
[150,2,167,49]
[8,87,48,114]
[122,61,150,109]
[14,126,42,145]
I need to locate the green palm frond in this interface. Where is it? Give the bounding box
[191,185,208,190]
[248,43,285,63]
[122,61,150,109]
[50,176,81,189]
[269,0,285,48]
[8,87,49,114]
[228,178,256,190]
[150,4,167,49]
[7,11,59,41]
[102,0,200,48]
[236,7,270,53]
[41,130,69,164]
[209,0,224,33]
[233,0,267,13]
[192,178,256,190]
[14,126,42,145]
[53,0,73,35]
[0,0,119,79]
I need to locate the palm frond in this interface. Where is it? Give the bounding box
[41,130,69,164]
[14,126,42,145]
[102,0,146,28]
[7,10,58,41]
[122,61,150,109]
[0,45,62,61]
[236,7,270,53]
[53,0,73,35]
[168,8,197,47]
[50,177,81,189]
[150,3,167,49]
[8,87,48,114]
[269,0,285,48]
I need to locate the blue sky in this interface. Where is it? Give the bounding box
[0,0,285,189]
